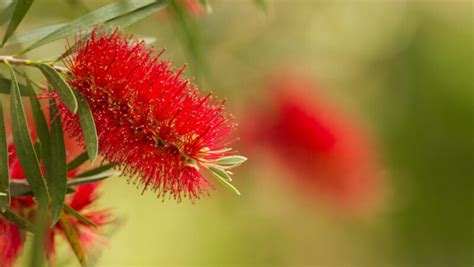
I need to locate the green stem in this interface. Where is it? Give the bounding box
[0,55,69,73]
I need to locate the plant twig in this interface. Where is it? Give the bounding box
[0,55,70,74]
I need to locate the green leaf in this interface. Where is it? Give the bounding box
[56,0,169,61]
[216,155,247,168]
[59,211,87,266]
[1,207,33,232]
[64,204,97,228]
[67,172,116,187]
[21,0,162,54]
[67,151,89,171]
[0,77,34,96]
[9,179,75,197]
[208,165,241,195]
[47,97,68,224]
[0,98,9,212]
[0,1,16,27]
[2,0,35,46]
[75,163,115,178]
[75,91,98,163]
[105,0,169,27]
[27,74,50,163]
[7,63,49,206]
[29,204,48,267]
[4,23,65,47]
[34,63,78,113]
[208,165,232,181]
[27,74,71,224]
[33,139,41,158]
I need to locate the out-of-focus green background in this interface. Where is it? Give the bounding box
[5,0,473,266]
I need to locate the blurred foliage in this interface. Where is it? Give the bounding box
[379,5,473,266]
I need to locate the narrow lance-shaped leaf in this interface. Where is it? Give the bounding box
[10,174,115,196]
[7,63,50,205]
[48,96,68,224]
[208,166,241,195]
[216,155,247,168]
[1,208,33,232]
[64,204,97,228]
[75,163,115,178]
[33,139,41,158]
[26,74,50,166]
[59,211,87,266]
[0,98,9,212]
[2,0,35,46]
[9,179,76,197]
[67,151,89,171]
[75,91,98,163]
[4,23,65,47]
[209,165,232,181]
[0,0,16,27]
[0,77,34,96]
[57,0,169,61]
[21,0,160,53]
[105,0,169,27]
[34,63,78,113]
[67,172,117,187]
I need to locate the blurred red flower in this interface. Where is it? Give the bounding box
[62,28,235,201]
[45,182,113,262]
[0,218,22,267]
[245,73,381,212]
[0,140,113,266]
[182,0,206,15]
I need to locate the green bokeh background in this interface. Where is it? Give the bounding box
[4,0,473,266]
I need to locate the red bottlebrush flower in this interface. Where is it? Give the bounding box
[1,141,113,264]
[0,143,39,267]
[47,183,113,261]
[61,27,239,201]
[245,73,381,212]
[0,218,23,267]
